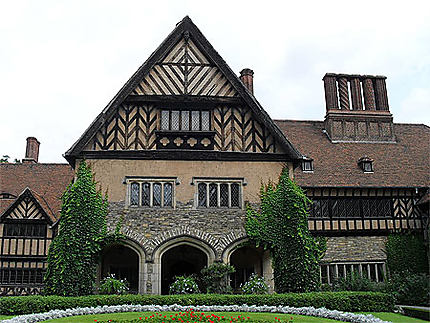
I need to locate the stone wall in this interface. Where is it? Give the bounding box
[322,236,387,262]
[106,201,248,261]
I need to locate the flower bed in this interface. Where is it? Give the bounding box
[1,304,390,323]
[0,292,395,316]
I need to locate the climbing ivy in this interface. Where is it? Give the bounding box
[386,232,428,275]
[44,160,120,296]
[246,167,326,293]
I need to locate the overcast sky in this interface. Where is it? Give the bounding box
[1,1,429,163]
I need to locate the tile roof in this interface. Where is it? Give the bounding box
[275,120,430,188]
[0,163,74,220]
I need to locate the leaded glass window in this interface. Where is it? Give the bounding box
[209,183,218,207]
[201,111,210,131]
[130,182,139,206]
[171,110,180,130]
[161,110,169,130]
[4,222,47,237]
[181,111,190,130]
[231,183,240,207]
[153,183,162,206]
[164,183,173,207]
[198,183,207,207]
[191,111,200,131]
[309,197,393,219]
[128,179,175,208]
[160,110,211,131]
[220,184,229,207]
[195,179,243,209]
[142,183,150,206]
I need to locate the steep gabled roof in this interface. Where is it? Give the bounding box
[0,163,74,220]
[275,120,430,188]
[65,16,301,165]
[1,188,55,224]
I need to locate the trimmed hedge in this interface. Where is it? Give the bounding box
[0,292,394,315]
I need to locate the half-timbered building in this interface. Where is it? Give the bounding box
[1,16,428,295]
[0,138,74,295]
[276,73,430,284]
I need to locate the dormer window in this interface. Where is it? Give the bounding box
[160,109,210,131]
[358,156,374,173]
[301,158,314,172]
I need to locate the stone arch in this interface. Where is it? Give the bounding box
[222,237,250,263]
[100,238,146,294]
[222,237,274,293]
[152,235,216,294]
[145,226,221,258]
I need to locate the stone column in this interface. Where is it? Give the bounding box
[338,77,350,110]
[374,78,389,111]
[363,78,376,110]
[350,78,363,110]
[323,74,339,111]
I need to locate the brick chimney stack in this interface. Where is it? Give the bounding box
[23,137,40,163]
[240,68,254,94]
[322,73,394,143]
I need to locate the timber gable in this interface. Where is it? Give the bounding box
[65,16,301,166]
[1,188,55,224]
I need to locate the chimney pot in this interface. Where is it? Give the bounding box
[240,68,254,94]
[23,137,40,163]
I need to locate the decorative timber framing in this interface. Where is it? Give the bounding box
[306,187,426,235]
[0,188,55,296]
[65,16,302,167]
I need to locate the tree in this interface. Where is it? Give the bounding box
[246,167,325,293]
[44,160,118,296]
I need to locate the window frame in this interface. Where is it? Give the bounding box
[320,261,386,284]
[358,156,374,173]
[301,159,314,172]
[362,161,373,173]
[159,108,211,132]
[192,177,246,209]
[125,177,177,209]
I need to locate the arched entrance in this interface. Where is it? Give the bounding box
[229,246,264,291]
[101,244,139,293]
[161,244,208,294]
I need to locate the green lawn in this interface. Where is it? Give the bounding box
[1,311,427,323]
[0,315,13,320]
[42,311,339,322]
[363,312,429,323]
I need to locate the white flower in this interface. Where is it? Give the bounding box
[2,304,389,323]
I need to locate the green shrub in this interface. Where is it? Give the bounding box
[331,271,376,292]
[99,274,129,295]
[169,276,200,295]
[384,271,430,306]
[44,160,121,296]
[0,292,394,315]
[386,232,428,275]
[246,167,326,293]
[200,263,235,294]
[241,274,269,294]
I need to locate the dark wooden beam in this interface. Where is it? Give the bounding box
[124,95,243,106]
[77,150,291,162]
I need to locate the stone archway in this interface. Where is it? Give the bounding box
[160,244,207,294]
[101,243,141,293]
[152,236,216,295]
[222,238,274,293]
[229,246,264,291]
